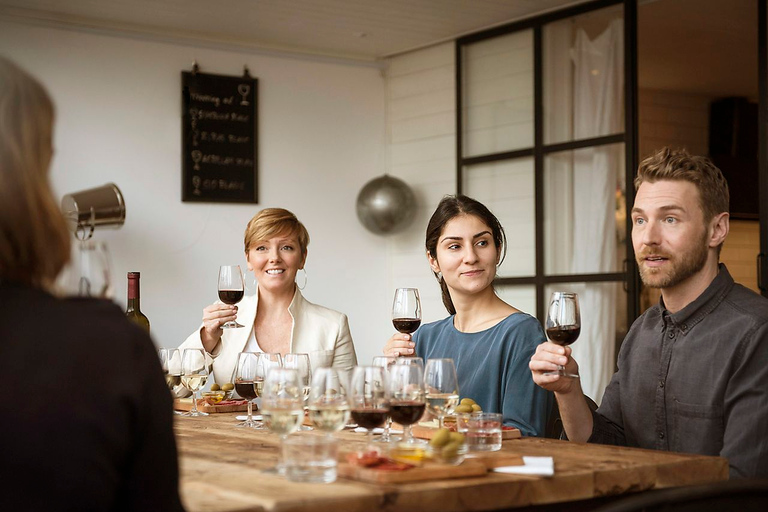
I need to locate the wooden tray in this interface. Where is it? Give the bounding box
[411,422,521,441]
[337,459,487,484]
[174,398,249,413]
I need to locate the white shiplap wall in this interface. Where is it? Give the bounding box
[385,43,456,328]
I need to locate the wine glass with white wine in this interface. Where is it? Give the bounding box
[308,367,350,434]
[284,353,312,430]
[424,358,459,429]
[181,349,209,417]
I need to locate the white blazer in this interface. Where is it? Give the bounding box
[179,286,357,384]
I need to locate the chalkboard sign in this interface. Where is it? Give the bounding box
[181,70,258,203]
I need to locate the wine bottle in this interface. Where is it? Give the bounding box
[125,272,150,334]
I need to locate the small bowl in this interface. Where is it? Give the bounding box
[427,441,468,466]
[202,390,226,405]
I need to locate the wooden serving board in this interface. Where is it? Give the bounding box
[174,398,249,414]
[410,423,521,441]
[337,459,487,484]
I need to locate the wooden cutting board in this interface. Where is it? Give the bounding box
[174,398,249,413]
[337,459,487,484]
[410,422,521,440]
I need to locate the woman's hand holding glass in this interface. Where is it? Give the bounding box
[308,367,350,434]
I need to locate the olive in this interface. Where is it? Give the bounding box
[210,383,221,391]
[460,398,476,406]
[221,383,234,391]
[430,428,451,448]
[441,441,461,460]
[471,404,482,412]
[454,404,473,414]
[449,432,465,444]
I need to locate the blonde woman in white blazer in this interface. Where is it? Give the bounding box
[179,208,357,385]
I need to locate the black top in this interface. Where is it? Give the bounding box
[0,282,185,511]
[590,264,768,478]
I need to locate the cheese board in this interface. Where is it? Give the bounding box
[173,398,249,414]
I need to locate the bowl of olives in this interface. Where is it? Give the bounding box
[428,428,467,465]
[209,382,235,401]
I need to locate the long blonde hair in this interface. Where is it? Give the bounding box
[0,56,70,288]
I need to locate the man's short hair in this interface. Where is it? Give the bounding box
[634,147,729,222]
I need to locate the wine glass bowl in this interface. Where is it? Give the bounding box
[284,353,312,430]
[180,349,210,417]
[424,358,459,430]
[392,288,422,334]
[545,292,581,379]
[388,364,426,446]
[233,352,261,428]
[218,265,245,328]
[261,367,303,474]
[308,367,350,433]
[349,366,389,452]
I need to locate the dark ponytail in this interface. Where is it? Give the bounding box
[425,195,506,315]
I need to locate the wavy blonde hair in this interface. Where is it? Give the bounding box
[243,208,310,256]
[0,56,70,288]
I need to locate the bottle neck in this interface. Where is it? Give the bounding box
[127,277,141,310]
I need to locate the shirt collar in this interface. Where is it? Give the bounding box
[659,263,734,333]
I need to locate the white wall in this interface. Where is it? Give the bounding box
[0,20,391,365]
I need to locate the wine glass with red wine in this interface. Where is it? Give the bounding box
[218,265,245,328]
[388,363,426,446]
[350,366,390,452]
[392,288,421,336]
[544,292,581,379]
[234,352,261,428]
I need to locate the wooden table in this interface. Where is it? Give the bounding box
[175,413,728,512]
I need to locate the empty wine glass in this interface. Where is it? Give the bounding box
[349,366,390,452]
[250,353,282,430]
[284,353,312,430]
[159,348,182,415]
[218,265,245,328]
[308,367,350,434]
[544,292,581,379]
[261,367,303,474]
[181,349,209,417]
[234,352,261,428]
[396,356,424,368]
[424,358,459,429]
[392,288,422,335]
[372,355,398,443]
[388,363,426,446]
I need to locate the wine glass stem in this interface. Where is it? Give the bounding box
[367,429,374,450]
[438,414,444,430]
[191,391,199,414]
[403,424,413,443]
[247,400,253,422]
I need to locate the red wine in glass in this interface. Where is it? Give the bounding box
[388,401,426,425]
[545,325,581,346]
[393,318,421,333]
[218,265,245,328]
[235,380,258,400]
[350,409,389,430]
[219,289,244,304]
[545,292,580,378]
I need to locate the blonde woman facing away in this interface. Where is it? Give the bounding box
[180,208,357,384]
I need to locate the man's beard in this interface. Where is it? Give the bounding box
[636,230,709,289]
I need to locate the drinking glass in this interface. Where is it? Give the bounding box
[372,355,398,443]
[181,349,210,417]
[284,353,312,430]
[392,288,422,335]
[396,356,424,368]
[159,348,182,415]
[349,366,390,452]
[234,352,261,428]
[388,364,426,445]
[261,367,303,474]
[218,265,245,328]
[544,292,581,379]
[250,353,282,430]
[308,367,350,434]
[424,358,459,429]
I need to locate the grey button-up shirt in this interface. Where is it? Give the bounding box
[589,264,768,478]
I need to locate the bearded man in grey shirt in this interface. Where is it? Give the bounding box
[530,147,768,479]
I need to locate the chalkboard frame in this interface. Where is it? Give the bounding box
[181,70,258,204]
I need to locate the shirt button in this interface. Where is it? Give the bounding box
[682,324,688,330]
[668,331,675,339]
[659,380,665,388]
[658,431,665,440]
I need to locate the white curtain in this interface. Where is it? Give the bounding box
[545,18,624,404]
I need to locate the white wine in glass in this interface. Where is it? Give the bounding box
[261,367,303,474]
[308,367,350,433]
[424,358,459,429]
[181,349,209,417]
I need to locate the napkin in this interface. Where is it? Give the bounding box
[493,456,554,476]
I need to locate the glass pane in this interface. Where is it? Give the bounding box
[544,282,627,405]
[544,143,626,275]
[496,285,536,318]
[463,157,535,277]
[462,30,534,156]
[543,4,624,145]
